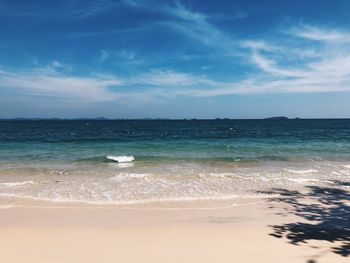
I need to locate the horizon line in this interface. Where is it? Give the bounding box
[1,117,350,121]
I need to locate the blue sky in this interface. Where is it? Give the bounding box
[1,0,350,118]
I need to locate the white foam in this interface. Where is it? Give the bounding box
[109,162,135,168]
[110,173,151,181]
[331,171,342,176]
[0,181,34,187]
[106,155,135,163]
[288,178,320,183]
[0,192,276,206]
[284,169,318,174]
[199,173,236,178]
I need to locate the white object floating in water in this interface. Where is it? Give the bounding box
[106,155,135,163]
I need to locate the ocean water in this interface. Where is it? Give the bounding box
[0,119,350,206]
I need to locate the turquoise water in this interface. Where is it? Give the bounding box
[1,119,350,163]
[0,119,350,206]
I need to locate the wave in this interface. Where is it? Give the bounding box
[75,155,135,163]
[106,155,135,163]
[284,169,318,174]
[74,155,334,165]
[75,155,245,164]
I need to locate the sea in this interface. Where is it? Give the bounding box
[0,119,349,207]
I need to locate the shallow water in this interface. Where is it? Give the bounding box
[0,119,349,206]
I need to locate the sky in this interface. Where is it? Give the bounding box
[1,0,350,118]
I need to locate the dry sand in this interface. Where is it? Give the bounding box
[0,201,347,263]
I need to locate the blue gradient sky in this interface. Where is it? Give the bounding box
[1,0,350,118]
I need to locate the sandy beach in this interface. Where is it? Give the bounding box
[2,0,350,261]
[1,195,349,263]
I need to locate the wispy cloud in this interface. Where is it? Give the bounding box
[131,70,215,86]
[74,0,122,19]
[161,2,233,50]
[2,1,350,104]
[31,60,74,74]
[122,0,234,50]
[99,49,136,64]
[0,64,122,103]
[124,24,350,97]
[289,24,350,43]
[249,51,309,78]
[4,24,350,103]
[0,0,121,20]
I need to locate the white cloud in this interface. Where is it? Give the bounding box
[288,24,350,43]
[3,0,350,106]
[28,60,73,74]
[0,66,122,102]
[6,23,350,104]
[240,40,276,52]
[167,1,208,23]
[250,51,309,78]
[132,70,215,86]
[129,24,350,98]
[162,2,233,50]
[123,1,233,50]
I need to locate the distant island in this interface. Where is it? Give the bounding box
[264,116,289,120]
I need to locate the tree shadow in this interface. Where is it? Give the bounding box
[264,181,350,258]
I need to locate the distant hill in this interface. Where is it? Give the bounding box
[264,116,289,120]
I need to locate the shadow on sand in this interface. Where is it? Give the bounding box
[263,180,350,259]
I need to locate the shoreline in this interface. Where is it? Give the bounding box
[0,193,275,210]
